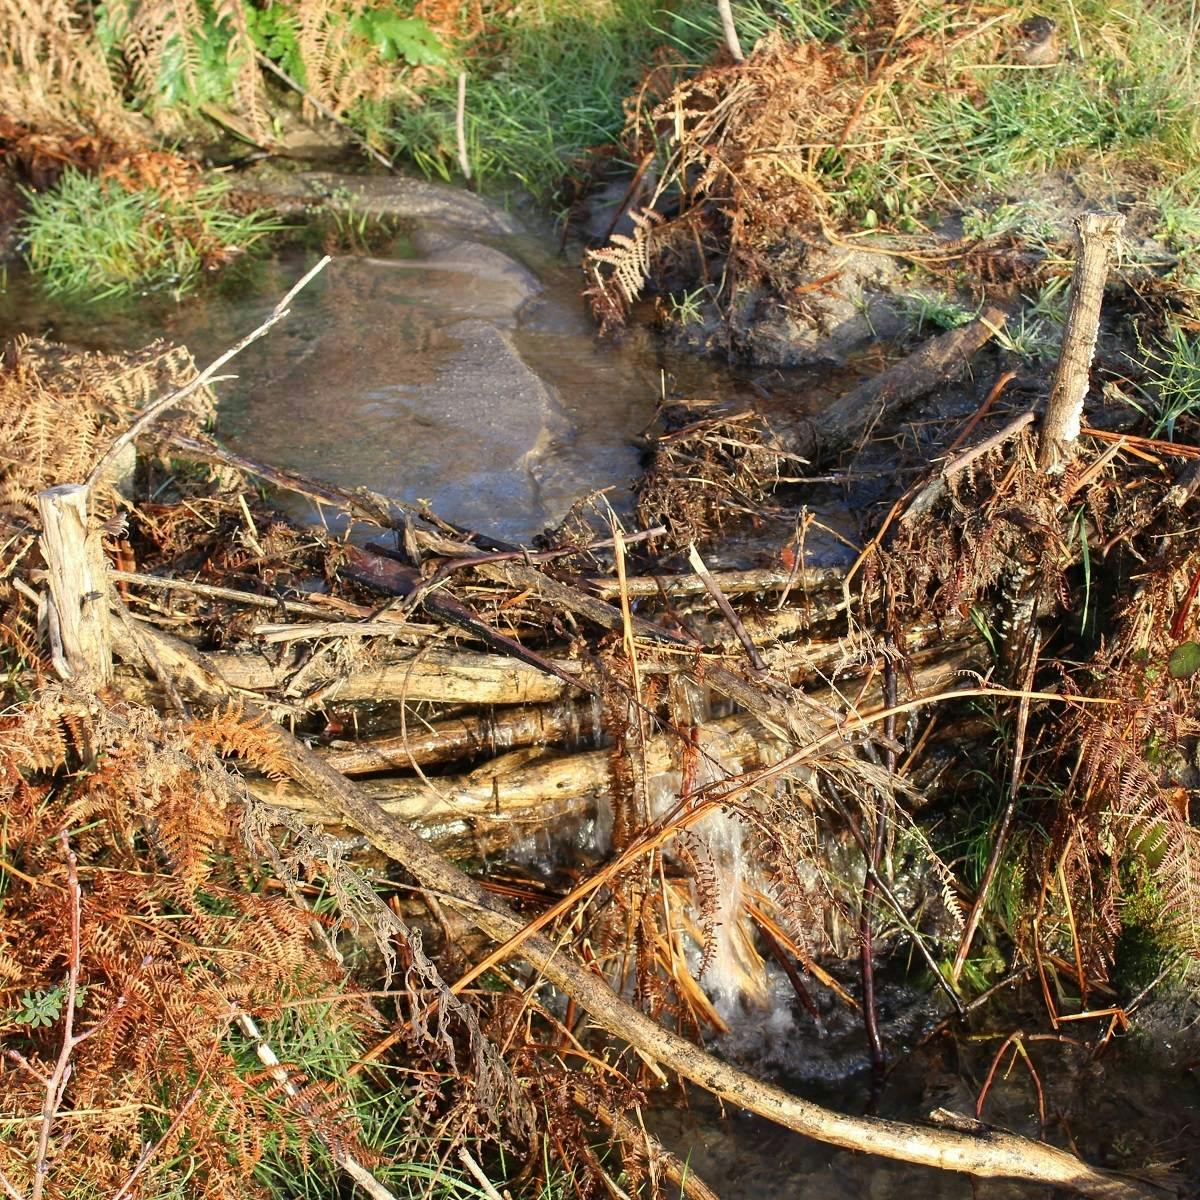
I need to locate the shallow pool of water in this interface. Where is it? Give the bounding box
[0,205,768,543]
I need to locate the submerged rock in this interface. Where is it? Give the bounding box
[242,167,521,236]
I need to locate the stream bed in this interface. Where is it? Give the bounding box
[3,174,1198,1196]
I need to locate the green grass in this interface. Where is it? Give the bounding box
[786,0,1200,268]
[21,169,280,302]
[385,0,790,199]
[1133,323,1200,439]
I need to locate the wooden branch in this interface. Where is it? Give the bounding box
[1038,212,1125,473]
[323,701,598,774]
[192,644,580,706]
[343,545,598,696]
[796,306,1008,463]
[253,49,395,173]
[587,566,844,599]
[37,485,112,685]
[479,559,695,647]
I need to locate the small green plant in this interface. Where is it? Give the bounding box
[994,310,1060,363]
[1137,324,1200,439]
[898,290,975,335]
[665,286,709,327]
[10,986,68,1028]
[22,169,280,301]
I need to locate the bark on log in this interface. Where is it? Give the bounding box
[1038,212,1125,473]
[794,306,1008,463]
[204,645,579,705]
[37,484,113,685]
[324,701,600,774]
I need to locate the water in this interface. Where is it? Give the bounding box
[0,213,754,544]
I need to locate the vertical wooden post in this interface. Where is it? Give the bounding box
[716,0,745,62]
[1038,210,1125,473]
[37,484,112,686]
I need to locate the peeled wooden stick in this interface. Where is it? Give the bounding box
[1038,212,1125,473]
[716,0,745,61]
[455,71,471,180]
[37,484,112,685]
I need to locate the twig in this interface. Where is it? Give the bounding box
[687,542,766,672]
[31,834,125,1200]
[110,1065,210,1200]
[903,411,1036,522]
[86,257,331,493]
[457,1149,503,1200]
[0,1169,26,1200]
[860,645,897,1097]
[574,1092,721,1200]
[109,569,355,619]
[254,50,395,172]
[455,72,471,180]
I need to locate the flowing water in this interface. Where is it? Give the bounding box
[3,178,1197,1195]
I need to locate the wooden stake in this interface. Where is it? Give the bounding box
[1038,211,1125,473]
[37,484,112,686]
[716,0,745,61]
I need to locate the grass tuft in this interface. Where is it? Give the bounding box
[21,169,280,301]
[386,0,790,199]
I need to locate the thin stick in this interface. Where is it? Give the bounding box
[457,1149,502,1200]
[86,257,331,493]
[687,542,766,672]
[110,569,353,618]
[254,50,395,172]
[31,835,127,1200]
[860,646,896,1095]
[455,72,471,180]
[903,411,1035,522]
[950,631,1040,983]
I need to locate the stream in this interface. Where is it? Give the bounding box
[3,173,1197,1196]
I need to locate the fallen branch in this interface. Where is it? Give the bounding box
[795,306,1008,462]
